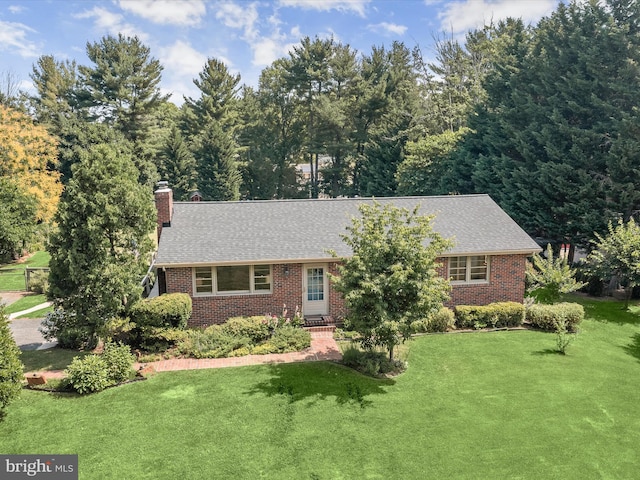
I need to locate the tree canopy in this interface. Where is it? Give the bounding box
[330,202,453,360]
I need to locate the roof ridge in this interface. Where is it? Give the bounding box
[173,194,491,205]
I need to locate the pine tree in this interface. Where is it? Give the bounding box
[195,122,241,201]
[158,126,196,201]
[79,34,169,186]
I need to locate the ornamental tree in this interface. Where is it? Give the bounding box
[330,202,453,360]
[526,243,585,304]
[0,105,62,223]
[587,219,640,308]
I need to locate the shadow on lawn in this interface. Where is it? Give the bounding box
[532,348,560,356]
[571,295,640,326]
[244,362,394,409]
[622,333,640,363]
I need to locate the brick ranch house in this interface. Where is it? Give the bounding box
[153,184,541,328]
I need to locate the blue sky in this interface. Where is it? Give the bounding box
[0,0,560,104]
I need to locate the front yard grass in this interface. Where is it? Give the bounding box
[2,296,639,479]
[20,349,89,373]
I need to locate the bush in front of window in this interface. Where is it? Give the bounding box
[130,293,192,329]
[454,302,525,330]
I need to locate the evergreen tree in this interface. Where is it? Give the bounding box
[158,126,196,201]
[0,304,23,420]
[48,144,156,343]
[79,34,169,186]
[357,42,420,197]
[238,75,302,199]
[0,179,39,262]
[453,2,640,251]
[195,122,241,201]
[286,36,335,197]
[182,57,241,136]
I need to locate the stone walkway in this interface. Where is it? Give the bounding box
[25,330,342,380]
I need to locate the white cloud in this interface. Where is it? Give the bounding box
[0,20,39,57]
[157,39,238,102]
[278,0,370,17]
[438,0,557,34]
[8,5,25,14]
[118,0,206,26]
[158,39,208,76]
[367,22,408,36]
[215,2,260,40]
[74,6,148,41]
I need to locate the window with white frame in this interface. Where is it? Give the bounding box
[194,265,272,295]
[448,256,489,283]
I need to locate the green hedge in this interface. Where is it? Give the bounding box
[526,302,584,333]
[455,302,525,330]
[411,307,455,333]
[130,293,192,329]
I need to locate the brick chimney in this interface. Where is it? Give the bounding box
[154,181,173,241]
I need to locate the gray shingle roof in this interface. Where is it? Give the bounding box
[155,194,540,266]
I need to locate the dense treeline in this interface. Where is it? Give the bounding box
[3,0,639,254]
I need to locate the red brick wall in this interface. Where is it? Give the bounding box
[438,254,528,306]
[165,255,527,327]
[166,264,309,328]
[154,188,173,240]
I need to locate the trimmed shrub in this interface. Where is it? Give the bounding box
[101,342,135,383]
[65,355,110,394]
[130,293,192,329]
[342,346,406,377]
[526,302,584,333]
[269,325,311,352]
[413,307,456,333]
[455,302,525,330]
[223,316,270,343]
[0,305,23,418]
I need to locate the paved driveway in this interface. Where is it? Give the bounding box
[8,318,56,350]
[2,292,56,350]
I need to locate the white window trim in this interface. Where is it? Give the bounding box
[193,265,272,296]
[448,256,490,285]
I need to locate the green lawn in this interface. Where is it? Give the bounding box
[20,349,88,373]
[2,296,639,479]
[4,294,49,315]
[0,251,50,291]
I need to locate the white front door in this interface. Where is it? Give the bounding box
[303,264,329,316]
